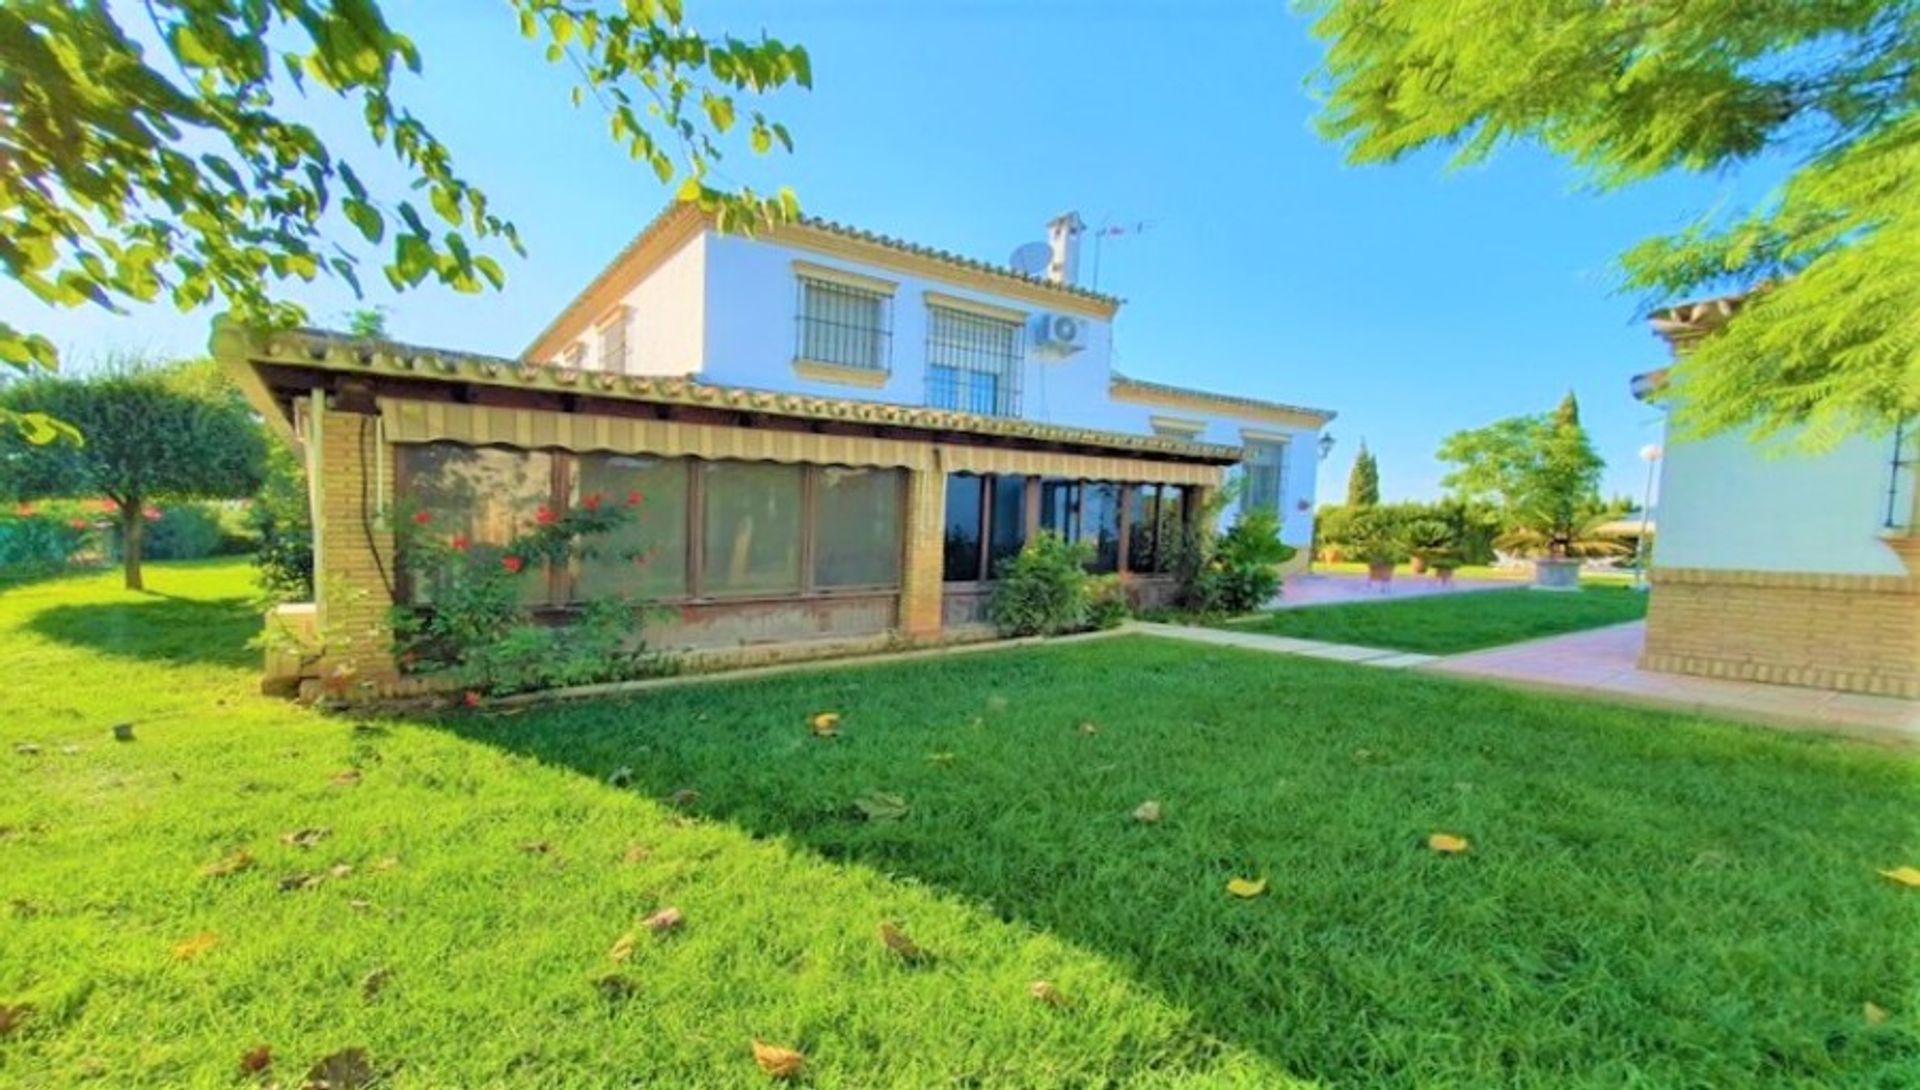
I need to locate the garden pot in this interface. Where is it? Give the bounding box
[1409,555,1428,574]
[1366,562,1395,587]
[1531,557,1582,591]
[1432,565,1457,587]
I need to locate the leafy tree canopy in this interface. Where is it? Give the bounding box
[0,0,808,435]
[1307,0,1919,446]
[1439,393,1608,557]
[0,359,268,588]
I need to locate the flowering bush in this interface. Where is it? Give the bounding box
[390,493,668,697]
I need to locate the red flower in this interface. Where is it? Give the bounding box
[462,690,482,707]
[625,490,644,507]
[142,506,162,521]
[502,555,525,574]
[13,503,35,517]
[68,517,88,530]
[582,493,603,511]
[412,510,433,525]
[97,498,119,513]
[450,534,470,552]
[535,505,557,525]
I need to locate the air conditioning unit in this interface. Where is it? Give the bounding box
[1032,312,1088,357]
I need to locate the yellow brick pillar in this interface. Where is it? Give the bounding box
[899,461,947,639]
[307,395,398,686]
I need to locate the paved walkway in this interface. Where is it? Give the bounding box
[1130,622,1441,670]
[1421,621,1920,745]
[1274,571,1520,609]
[1134,619,1919,745]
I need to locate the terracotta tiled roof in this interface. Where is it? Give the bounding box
[1109,373,1336,426]
[789,213,1120,309]
[220,326,1242,463]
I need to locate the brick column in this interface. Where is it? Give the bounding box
[309,397,398,682]
[899,462,947,638]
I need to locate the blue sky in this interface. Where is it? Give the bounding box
[9,1,1792,502]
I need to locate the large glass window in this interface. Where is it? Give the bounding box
[797,277,891,372]
[1243,439,1288,516]
[926,306,1021,416]
[396,443,555,604]
[572,454,689,600]
[700,461,803,596]
[1126,485,1186,574]
[814,467,903,587]
[1040,479,1078,538]
[988,476,1027,577]
[943,474,986,582]
[1081,483,1122,573]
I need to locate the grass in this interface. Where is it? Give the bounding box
[1313,561,1636,587]
[3,561,1917,1088]
[1226,585,1651,654]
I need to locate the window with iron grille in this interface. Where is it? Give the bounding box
[796,277,892,372]
[1887,418,1917,532]
[926,305,1022,416]
[1242,439,1288,515]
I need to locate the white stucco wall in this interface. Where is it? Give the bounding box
[546,234,706,375]
[1657,426,1908,576]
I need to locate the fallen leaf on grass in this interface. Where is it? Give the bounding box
[304,1046,375,1089]
[1076,721,1098,736]
[878,921,930,963]
[1226,877,1268,899]
[607,766,633,788]
[1878,865,1920,888]
[328,769,362,787]
[853,792,909,822]
[1132,800,1162,824]
[13,743,40,756]
[329,863,354,879]
[1427,833,1471,855]
[808,711,841,737]
[203,850,256,879]
[1029,980,1064,1006]
[279,873,324,893]
[238,1043,272,1075]
[372,857,400,872]
[172,932,218,960]
[280,827,331,849]
[642,906,684,933]
[751,1040,805,1080]
[360,967,391,1002]
[348,899,374,913]
[609,933,638,962]
[1865,1001,1890,1025]
[0,1003,32,1037]
[666,788,700,808]
[621,843,652,864]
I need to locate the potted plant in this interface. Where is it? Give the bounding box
[1346,509,1407,591]
[1406,517,1453,578]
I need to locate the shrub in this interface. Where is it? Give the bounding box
[139,503,226,560]
[0,506,93,578]
[251,441,314,601]
[391,497,665,697]
[1086,574,1131,630]
[990,532,1092,636]
[1176,508,1295,616]
[1346,508,1409,567]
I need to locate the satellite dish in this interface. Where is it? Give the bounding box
[1009,241,1050,278]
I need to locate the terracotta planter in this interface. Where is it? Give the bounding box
[1531,557,1581,591]
[1366,562,1395,585]
[1431,565,1457,587]
[1409,555,1428,574]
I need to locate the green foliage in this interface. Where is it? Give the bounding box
[0,1,808,437]
[1346,441,1380,506]
[137,504,227,561]
[1177,509,1295,616]
[1306,0,1920,443]
[0,360,267,588]
[391,498,663,696]
[1438,393,1608,559]
[1085,573,1132,631]
[251,440,315,602]
[1344,507,1409,568]
[0,503,93,580]
[1222,585,1650,654]
[989,531,1092,637]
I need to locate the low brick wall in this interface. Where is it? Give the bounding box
[1643,566,1920,698]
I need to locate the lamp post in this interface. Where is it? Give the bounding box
[1317,432,1336,462]
[1633,443,1661,591]
[1308,433,1336,575]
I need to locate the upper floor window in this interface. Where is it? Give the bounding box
[794,261,894,375]
[927,302,1022,417]
[1242,438,1288,516]
[597,309,631,373]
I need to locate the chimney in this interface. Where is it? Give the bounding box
[1045,211,1085,286]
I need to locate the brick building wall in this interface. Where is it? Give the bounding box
[1642,566,1920,698]
[308,399,398,685]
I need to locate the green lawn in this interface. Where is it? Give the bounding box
[1313,561,1637,587]
[1226,585,1650,654]
[3,561,1916,1088]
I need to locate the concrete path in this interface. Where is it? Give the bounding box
[1129,622,1440,670]
[1420,621,1920,746]
[1273,571,1520,610]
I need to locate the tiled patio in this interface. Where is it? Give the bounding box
[1421,621,1920,745]
[1274,571,1522,609]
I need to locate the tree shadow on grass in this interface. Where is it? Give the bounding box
[436,638,1920,1089]
[27,593,261,669]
